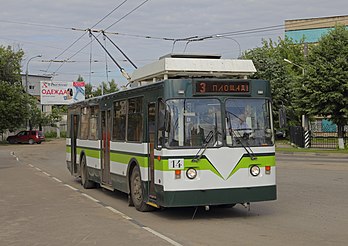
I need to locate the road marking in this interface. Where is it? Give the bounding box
[12,156,182,246]
[52,177,63,183]
[105,206,132,220]
[143,227,183,246]
[64,184,79,191]
[81,193,100,203]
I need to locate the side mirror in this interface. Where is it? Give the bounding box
[165,110,171,132]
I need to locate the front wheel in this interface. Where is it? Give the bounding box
[28,139,35,144]
[130,165,153,212]
[80,155,95,189]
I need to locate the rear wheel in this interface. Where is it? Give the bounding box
[28,139,35,145]
[81,155,95,189]
[130,165,153,212]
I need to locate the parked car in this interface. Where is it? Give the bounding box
[7,130,45,144]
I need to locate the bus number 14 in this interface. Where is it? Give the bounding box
[168,159,184,170]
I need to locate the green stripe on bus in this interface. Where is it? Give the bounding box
[227,155,275,179]
[76,147,101,159]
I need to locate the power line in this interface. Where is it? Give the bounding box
[0,19,71,30]
[47,0,129,73]
[105,0,150,30]
[53,0,152,76]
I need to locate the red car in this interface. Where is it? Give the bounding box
[7,130,45,144]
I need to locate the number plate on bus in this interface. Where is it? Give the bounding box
[168,159,184,170]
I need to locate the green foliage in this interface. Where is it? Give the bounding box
[0,45,24,84]
[243,37,305,127]
[44,130,66,138]
[85,79,119,98]
[0,82,33,132]
[298,25,348,135]
[29,106,63,129]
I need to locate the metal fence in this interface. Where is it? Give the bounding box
[289,125,348,149]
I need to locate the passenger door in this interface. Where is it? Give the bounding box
[147,103,156,198]
[101,109,112,186]
[70,114,79,175]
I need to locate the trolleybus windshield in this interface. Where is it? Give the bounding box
[225,98,273,147]
[165,98,223,148]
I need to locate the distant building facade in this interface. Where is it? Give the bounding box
[21,74,53,113]
[285,15,348,43]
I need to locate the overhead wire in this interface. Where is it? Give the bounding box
[47,0,129,74]
[53,0,151,78]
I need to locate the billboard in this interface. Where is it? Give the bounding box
[40,81,85,105]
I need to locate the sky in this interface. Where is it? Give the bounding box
[1,0,347,87]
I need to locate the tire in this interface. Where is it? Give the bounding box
[130,165,153,212]
[28,139,35,145]
[80,155,95,189]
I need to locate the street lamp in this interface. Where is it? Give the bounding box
[215,35,242,58]
[25,55,42,93]
[283,58,308,135]
[283,58,305,76]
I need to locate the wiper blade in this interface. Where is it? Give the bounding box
[226,110,257,160]
[192,130,214,162]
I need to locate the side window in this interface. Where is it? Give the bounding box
[113,100,127,141]
[157,99,166,148]
[80,107,89,140]
[88,106,99,140]
[127,97,143,142]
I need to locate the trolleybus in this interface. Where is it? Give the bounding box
[66,54,276,211]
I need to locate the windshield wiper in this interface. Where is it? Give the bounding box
[226,110,257,160]
[192,130,214,162]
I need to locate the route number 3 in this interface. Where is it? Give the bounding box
[168,159,184,170]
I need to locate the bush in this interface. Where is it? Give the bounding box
[44,131,66,139]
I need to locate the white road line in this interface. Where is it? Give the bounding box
[64,184,79,191]
[35,167,42,172]
[105,206,132,220]
[28,164,34,168]
[52,177,63,183]
[105,206,181,246]
[42,171,50,176]
[81,193,100,203]
[143,227,183,246]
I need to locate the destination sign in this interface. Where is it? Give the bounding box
[195,81,250,94]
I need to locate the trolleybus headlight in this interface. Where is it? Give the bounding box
[186,168,197,179]
[250,165,260,177]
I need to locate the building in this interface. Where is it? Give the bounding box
[21,74,53,113]
[285,15,348,43]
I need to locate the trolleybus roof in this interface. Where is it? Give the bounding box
[130,53,257,84]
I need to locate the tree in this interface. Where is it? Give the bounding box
[243,37,305,128]
[0,46,34,135]
[85,79,119,98]
[0,46,23,84]
[298,25,348,148]
[0,82,35,133]
[29,106,62,130]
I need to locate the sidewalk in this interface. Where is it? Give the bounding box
[0,149,168,246]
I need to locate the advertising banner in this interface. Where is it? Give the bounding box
[40,81,85,105]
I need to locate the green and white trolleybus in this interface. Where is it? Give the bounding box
[66,54,276,212]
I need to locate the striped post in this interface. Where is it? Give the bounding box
[304,130,311,148]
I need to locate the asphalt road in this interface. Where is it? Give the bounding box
[1,140,347,246]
